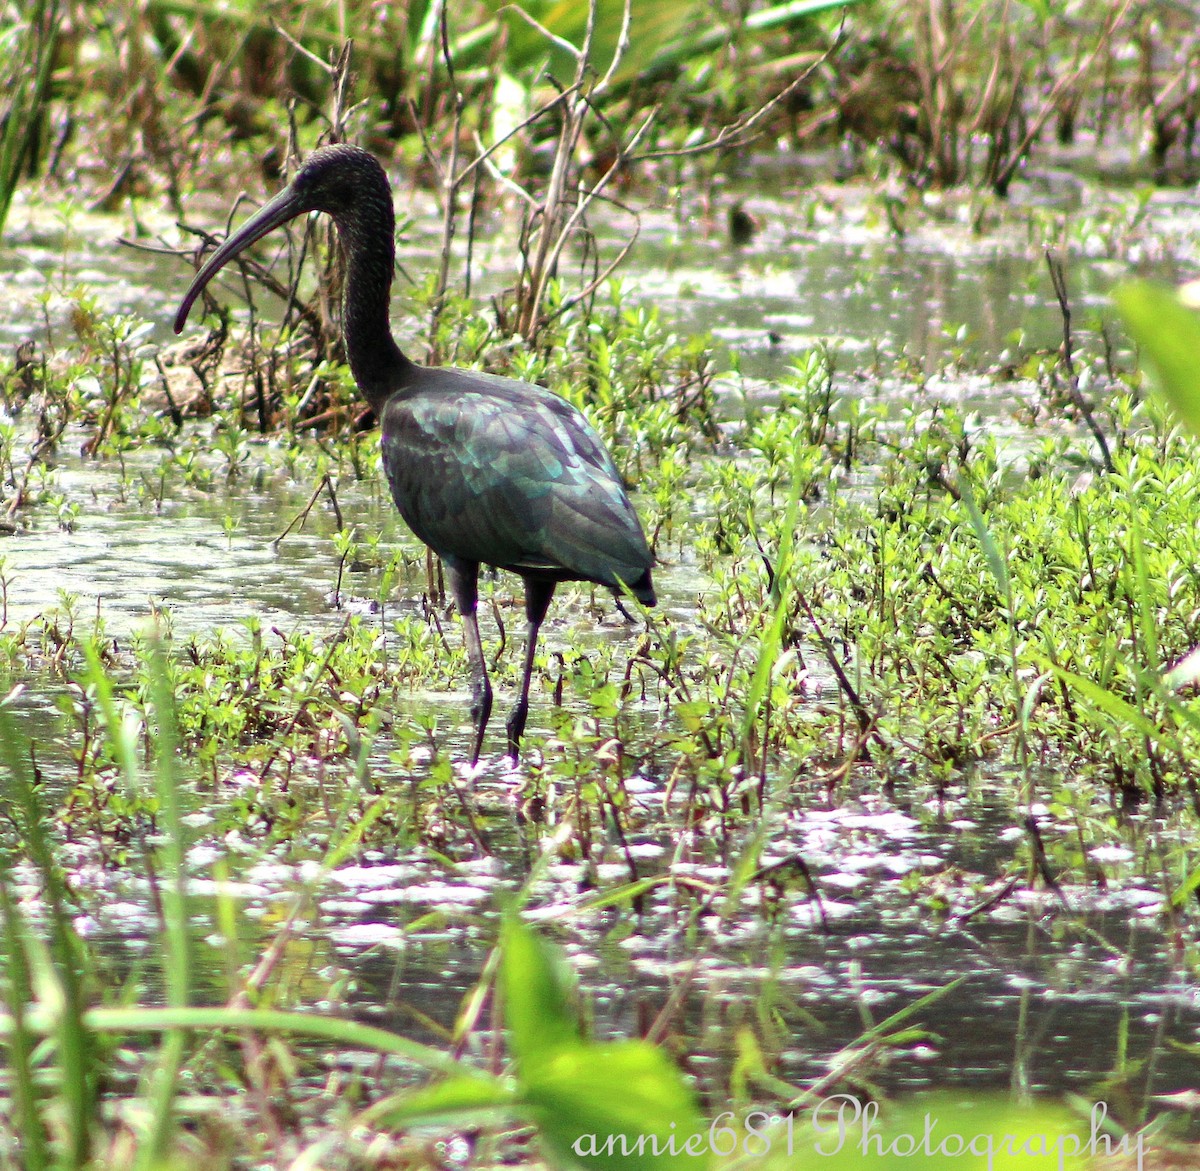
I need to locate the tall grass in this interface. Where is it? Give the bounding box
[0,0,63,235]
[0,704,98,1165]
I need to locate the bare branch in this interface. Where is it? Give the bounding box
[496,3,582,61]
[595,0,633,97]
[631,48,831,163]
[457,82,584,189]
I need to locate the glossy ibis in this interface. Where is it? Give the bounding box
[174,144,655,764]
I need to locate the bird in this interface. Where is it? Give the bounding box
[174,143,656,765]
[727,201,760,247]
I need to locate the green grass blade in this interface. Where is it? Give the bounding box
[39,1006,471,1074]
[82,640,140,788]
[0,885,50,1171]
[360,1072,517,1128]
[958,477,1010,598]
[844,974,968,1048]
[1169,862,1200,910]
[0,709,97,1167]
[746,0,870,29]
[135,642,191,1167]
[1040,662,1160,738]
[1126,498,1158,673]
[0,0,62,234]
[143,641,191,1008]
[958,475,1030,773]
[740,434,808,770]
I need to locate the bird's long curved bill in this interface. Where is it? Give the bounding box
[173,184,307,334]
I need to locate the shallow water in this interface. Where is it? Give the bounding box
[5,452,368,639]
[4,163,1200,1131]
[28,740,1199,1108]
[2,157,1191,375]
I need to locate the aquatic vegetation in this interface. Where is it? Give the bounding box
[0,675,712,1168]
[9,269,1200,814]
[6,4,1200,1164]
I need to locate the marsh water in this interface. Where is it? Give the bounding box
[4,160,1200,1124]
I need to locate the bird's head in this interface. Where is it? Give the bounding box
[284,144,390,216]
[174,143,393,335]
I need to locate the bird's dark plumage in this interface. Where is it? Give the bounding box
[175,143,655,762]
[380,368,654,597]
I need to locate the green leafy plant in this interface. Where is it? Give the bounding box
[364,910,707,1170]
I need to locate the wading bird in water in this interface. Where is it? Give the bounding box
[174,143,655,764]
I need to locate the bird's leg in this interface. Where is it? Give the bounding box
[446,560,491,765]
[506,579,555,760]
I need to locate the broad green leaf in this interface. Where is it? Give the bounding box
[501,913,580,1070]
[1114,280,1200,437]
[481,0,694,81]
[521,1039,707,1170]
[474,0,866,85]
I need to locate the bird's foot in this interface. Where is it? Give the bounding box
[468,679,493,765]
[613,597,637,623]
[505,699,529,762]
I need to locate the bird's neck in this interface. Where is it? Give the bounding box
[336,210,414,416]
